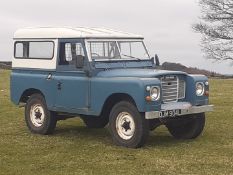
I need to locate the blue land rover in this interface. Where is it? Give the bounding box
[11,27,213,148]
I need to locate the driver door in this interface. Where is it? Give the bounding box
[54,39,89,112]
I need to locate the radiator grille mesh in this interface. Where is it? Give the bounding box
[161,76,185,103]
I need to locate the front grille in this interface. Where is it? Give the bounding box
[161,76,185,103]
[178,80,185,99]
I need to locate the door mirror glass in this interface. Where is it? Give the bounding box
[155,55,160,66]
[76,55,84,68]
[153,54,160,66]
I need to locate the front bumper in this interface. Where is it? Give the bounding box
[145,102,214,119]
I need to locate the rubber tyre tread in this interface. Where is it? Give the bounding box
[109,101,149,148]
[25,94,57,135]
[166,113,205,139]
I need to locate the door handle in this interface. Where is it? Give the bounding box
[46,73,52,80]
[57,81,62,90]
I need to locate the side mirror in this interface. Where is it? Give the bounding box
[154,54,160,66]
[76,55,85,68]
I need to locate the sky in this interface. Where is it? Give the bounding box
[0,0,232,74]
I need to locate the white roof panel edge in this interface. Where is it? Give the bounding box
[14,27,144,39]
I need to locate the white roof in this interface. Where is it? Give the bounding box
[14,27,144,39]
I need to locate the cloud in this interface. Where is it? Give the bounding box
[0,0,232,74]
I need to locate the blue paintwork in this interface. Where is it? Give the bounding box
[186,75,209,106]
[11,69,57,109]
[94,60,153,69]
[96,68,187,78]
[90,77,161,115]
[52,71,89,111]
[11,38,210,117]
[11,69,162,115]
[11,67,209,116]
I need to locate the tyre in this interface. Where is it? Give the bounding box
[82,115,109,128]
[25,94,57,135]
[166,113,205,139]
[109,101,149,148]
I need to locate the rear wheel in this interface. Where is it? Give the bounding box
[25,94,57,135]
[109,101,149,148]
[166,113,205,139]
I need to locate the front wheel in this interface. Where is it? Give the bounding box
[109,101,149,148]
[166,113,205,139]
[25,94,57,135]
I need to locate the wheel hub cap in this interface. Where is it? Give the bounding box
[116,112,135,140]
[30,104,45,127]
[121,120,131,132]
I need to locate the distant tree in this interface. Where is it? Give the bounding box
[194,0,233,62]
[211,71,216,77]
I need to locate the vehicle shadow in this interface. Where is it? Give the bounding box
[146,133,194,148]
[53,121,192,148]
[53,121,112,145]
[54,126,110,138]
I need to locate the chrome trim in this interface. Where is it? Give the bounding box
[161,76,179,103]
[145,104,214,119]
[178,79,186,99]
[196,82,205,96]
[150,86,160,101]
[161,76,186,103]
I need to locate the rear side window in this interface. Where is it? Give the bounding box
[14,41,54,59]
[15,43,24,58]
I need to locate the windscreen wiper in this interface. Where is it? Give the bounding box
[121,54,141,61]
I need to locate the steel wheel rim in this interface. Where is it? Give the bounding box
[116,112,135,140]
[30,104,45,127]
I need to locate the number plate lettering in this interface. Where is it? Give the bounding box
[159,109,181,118]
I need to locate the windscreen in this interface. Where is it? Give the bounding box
[88,40,150,60]
[118,41,150,60]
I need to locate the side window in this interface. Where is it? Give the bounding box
[14,41,54,59]
[75,43,84,56]
[59,42,85,65]
[15,43,24,57]
[15,42,29,58]
[65,43,72,62]
[29,42,54,59]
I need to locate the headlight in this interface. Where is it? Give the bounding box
[150,87,160,101]
[196,82,204,96]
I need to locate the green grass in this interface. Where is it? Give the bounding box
[0,69,233,175]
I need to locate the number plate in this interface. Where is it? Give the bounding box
[159,109,181,118]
